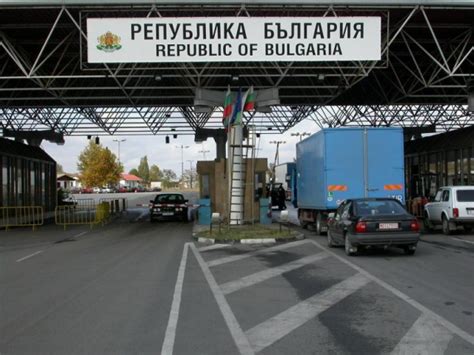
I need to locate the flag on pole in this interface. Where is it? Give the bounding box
[230,89,243,126]
[243,86,255,111]
[222,85,233,127]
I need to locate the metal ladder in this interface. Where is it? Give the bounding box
[228,125,255,225]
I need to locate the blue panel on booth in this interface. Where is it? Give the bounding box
[259,198,272,225]
[198,198,211,225]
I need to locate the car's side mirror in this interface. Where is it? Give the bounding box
[184,199,189,203]
[150,200,154,204]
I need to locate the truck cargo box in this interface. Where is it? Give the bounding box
[296,127,405,211]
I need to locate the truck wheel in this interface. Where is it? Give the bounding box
[316,213,325,236]
[442,215,453,235]
[344,236,357,256]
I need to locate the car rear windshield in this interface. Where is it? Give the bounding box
[154,194,185,203]
[456,190,474,202]
[354,200,407,216]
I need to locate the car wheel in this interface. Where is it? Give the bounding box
[344,236,357,256]
[442,215,453,235]
[327,230,335,248]
[316,213,325,236]
[464,226,472,234]
[403,245,416,255]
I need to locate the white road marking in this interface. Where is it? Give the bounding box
[245,273,370,353]
[309,240,474,346]
[190,244,254,355]
[134,210,149,222]
[161,243,190,355]
[452,237,474,245]
[391,314,453,355]
[198,244,232,252]
[16,250,43,262]
[72,231,87,239]
[207,239,314,267]
[221,252,329,295]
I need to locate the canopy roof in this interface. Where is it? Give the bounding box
[0,2,472,135]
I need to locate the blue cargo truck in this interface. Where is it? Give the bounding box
[296,127,405,235]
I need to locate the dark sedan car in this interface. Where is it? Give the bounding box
[327,198,420,256]
[149,193,188,222]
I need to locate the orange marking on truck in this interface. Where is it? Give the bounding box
[384,184,403,190]
[328,185,348,192]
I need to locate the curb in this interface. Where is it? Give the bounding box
[193,232,305,245]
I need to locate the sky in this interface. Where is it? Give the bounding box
[41,118,321,177]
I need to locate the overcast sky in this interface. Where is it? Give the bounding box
[41,118,321,177]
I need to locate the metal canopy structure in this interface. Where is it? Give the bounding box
[0,2,473,136]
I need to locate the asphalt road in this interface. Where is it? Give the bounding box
[1,206,474,354]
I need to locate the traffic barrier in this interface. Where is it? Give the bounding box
[99,198,127,214]
[0,206,44,231]
[55,205,99,230]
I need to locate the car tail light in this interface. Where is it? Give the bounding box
[410,219,420,232]
[355,221,367,233]
[453,208,459,218]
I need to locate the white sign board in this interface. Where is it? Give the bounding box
[87,17,381,63]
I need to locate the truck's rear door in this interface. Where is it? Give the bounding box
[366,128,405,203]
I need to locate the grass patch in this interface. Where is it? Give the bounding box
[196,224,299,240]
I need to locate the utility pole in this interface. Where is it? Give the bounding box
[269,140,286,183]
[291,132,310,141]
[176,145,189,185]
[187,160,194,188]
[113,138,126,165]
[198,149,210,160]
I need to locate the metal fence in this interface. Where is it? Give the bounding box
[55,202,111,230]
[0,206,44,231]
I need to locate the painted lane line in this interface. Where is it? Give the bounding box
[452,237,474,245]
[309,240,474,346]
[198,244,232,252]
[221,252,329,295]
[16,250,43,262]
[207,239,314,268]
[390,313,453,355]
[245,273,370,353]
[161,243,190,355]
[190,244,254,355]
[72,231,87,239]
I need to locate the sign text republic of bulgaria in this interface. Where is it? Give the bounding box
[87,17,381,63]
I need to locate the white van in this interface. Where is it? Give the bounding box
[424,186,474,235]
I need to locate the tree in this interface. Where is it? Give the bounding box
[182,168,199,189]
[77,141,123,187]
[129,168,139,176]
[137,156,150,184]
[56,163,64,174]
[161,169,177,188]
[149,164,163,181]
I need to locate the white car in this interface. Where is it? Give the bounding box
[424,186,474,235]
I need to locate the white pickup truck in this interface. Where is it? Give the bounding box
[424,186,474,235]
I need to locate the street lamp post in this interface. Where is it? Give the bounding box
[269,140,286,166]
[291,132,311,141]
[187,160,194,188]
[198,149,210,160]
[113,139,126,165]
[176,145,190,185]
